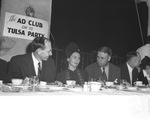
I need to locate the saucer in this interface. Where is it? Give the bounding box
[14,85,30,90]
[8,83,26,86]
[103,88,117,92]
[38,85,50,89]
[138,87,150,91]
[139,88,149,91]
[2,86,21,92]
[7,83,20,86]
[68,87,82,92]
[7,83,31,90]
[107,86,116,89]
[126,87,137,91]
[49,86,66,90]
[137,86,147,88]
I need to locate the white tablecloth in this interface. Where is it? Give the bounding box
[0,89,150,119]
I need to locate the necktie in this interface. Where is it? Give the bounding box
[38,62,42,79]
[102,67,107,82]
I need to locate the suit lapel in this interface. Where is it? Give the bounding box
[108,63,111,81]
[107,64,109,81]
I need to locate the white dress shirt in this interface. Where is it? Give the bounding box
[31,53,42,76]
[126,62,133,84]
[101,64,109,80]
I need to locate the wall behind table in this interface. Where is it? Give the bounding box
[0,0,52,61]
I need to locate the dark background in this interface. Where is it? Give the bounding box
[0,0,148,58]
[50,0,148,58]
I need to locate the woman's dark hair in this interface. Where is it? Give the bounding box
[64,42,80,68]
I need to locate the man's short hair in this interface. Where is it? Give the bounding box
[98,46,112,56]
[126,51,139,61]
[31,37,49,52]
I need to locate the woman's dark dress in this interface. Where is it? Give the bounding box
[56,69,88,85]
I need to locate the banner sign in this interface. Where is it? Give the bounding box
[3,12,48,40]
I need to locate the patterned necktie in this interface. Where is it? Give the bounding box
[38,62,42,79]
[102,67,107,82]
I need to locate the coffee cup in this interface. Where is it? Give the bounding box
[105,81,114,87]
[0,80,3,85]
[66,80,76,86]
[11,79,23,85]
[40,81,47,85]
[90,81,102,91]
[134,81,142,86]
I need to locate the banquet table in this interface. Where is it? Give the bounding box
[0,87,150,119]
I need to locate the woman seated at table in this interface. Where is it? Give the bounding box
[56,42,88,86]
[138,56,150,86]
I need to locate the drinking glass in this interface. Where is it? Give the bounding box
[29,76,39,91]
[148,80,150,87]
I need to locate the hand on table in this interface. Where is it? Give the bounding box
[53,81,64,87]
[121,81,131,87]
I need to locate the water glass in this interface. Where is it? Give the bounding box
[29,76,39,91]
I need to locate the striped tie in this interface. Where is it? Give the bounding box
[38,62,42,79]
[102,67,107,82]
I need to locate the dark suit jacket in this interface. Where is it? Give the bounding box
[0,59,8,81]
[6,53,56,83]
[119,63,138,85]
[56,69,88,85]
[85,62,121,83]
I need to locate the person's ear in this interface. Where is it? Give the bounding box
[36,48,42,55]
[108,56,111,62]
[67,58,70,62]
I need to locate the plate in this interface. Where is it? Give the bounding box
[38,85,50,89]
[7,83,25,86]
[2,86,22,92]
[49,86,66,90]
[105,88,117,91]
[68,87,83,92]
[14,85,30,90]
[7,83,30,89]
[137,86,147,88]
[107,86,116,89]
[37,88,50,92]
[126,87,137,91]
[138,88,150,91]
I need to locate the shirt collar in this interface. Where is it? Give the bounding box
[101,63,109,71]
[32,52,39,65]
[126,62,133,72]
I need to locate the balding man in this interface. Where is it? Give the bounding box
[6,37,56,84]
